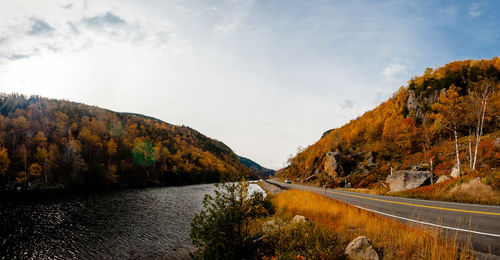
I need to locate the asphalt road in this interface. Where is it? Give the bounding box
[267,179,500,257]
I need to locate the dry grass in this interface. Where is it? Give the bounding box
[447,178,500,204]
[272,189,474,260]
[391,176,500,205]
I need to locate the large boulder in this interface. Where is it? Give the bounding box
[292,215,311,224]
[386,170,432,192]
[450,166,460,178]
[345,236,379,260]
[436,175,450,184]
[324,151,342,177]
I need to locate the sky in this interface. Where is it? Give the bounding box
[0,0,499,169]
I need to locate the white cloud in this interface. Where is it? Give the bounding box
[381,58,408,82]
[0,3,189,66]
[0,0,495,169]
[468,2,482,18]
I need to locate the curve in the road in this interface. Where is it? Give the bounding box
[268,179,500,256]
[317,188,500,216]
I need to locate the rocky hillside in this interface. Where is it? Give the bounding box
[277,58,500,194]
[0,94,253,190]
[238,156,275,177]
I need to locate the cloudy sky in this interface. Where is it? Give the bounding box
[0,0,498,169]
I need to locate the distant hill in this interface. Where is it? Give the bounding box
[277,58,500,190]
[238,156,275,177]
[0,94,253,190]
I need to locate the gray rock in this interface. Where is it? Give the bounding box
[345,236,379,260]
[494,137,500,151]
[407,90,418,112]
[435,175,450,184]
[364,151,377,165]
[292,215,311,224]
[450,166,460,178]
[386,170,432,192]
[324,151,342,177]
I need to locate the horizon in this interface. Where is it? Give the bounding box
[1,0,499,169]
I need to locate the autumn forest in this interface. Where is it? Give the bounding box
[0,95,254,190]
[277,58,500,198]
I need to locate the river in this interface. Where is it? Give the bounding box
[0,183,265,259]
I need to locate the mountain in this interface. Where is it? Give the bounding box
[277,58,500,191]
[238,156,275,177]
[0,94,253,190]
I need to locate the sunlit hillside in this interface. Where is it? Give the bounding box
[277,58,500,196]
[0,95,252,190]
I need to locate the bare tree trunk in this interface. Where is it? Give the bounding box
[472,98,487,171]
[454,129,461,177]
[468,130,472,173]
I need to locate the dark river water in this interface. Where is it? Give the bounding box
[0,183,264,259]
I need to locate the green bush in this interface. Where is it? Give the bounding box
[190,181,271,259]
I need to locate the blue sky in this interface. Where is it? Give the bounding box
[0,0,498,169]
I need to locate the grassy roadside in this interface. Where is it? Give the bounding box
[271,189,473,259]
[335,174,500,205]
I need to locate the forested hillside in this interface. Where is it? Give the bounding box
[0,95,252,190]
[277,58,500,192]
[238,156,275,177]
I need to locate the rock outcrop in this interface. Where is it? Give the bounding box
[345,236,379,260]
[436,175,450,184]
[324,151,342,177]
[364,151,379,168]
[386,170,432,192]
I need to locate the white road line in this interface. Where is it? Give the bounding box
[273,180,500,209]
[335,189,500,209]
[351,204,500,238]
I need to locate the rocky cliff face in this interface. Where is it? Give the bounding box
[323,151,342,177]
[406,89,443,122]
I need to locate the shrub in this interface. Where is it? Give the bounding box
[190,181,271,259]
[260,219,344,259]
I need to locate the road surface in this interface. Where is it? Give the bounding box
[267,179,500,257]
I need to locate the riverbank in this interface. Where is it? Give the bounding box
[258,179,285,195]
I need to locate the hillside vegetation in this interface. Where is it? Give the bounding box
[238,156,275,177]
[0,94,252,190]
[277,58,500,202]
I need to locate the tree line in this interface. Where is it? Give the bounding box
[0,94,251,189]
